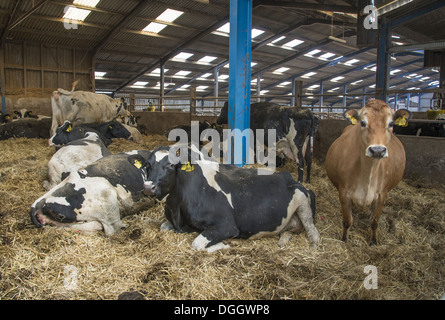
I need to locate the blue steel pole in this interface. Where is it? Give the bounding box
[228,0,252,166]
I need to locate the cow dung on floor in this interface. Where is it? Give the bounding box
[0,134,444,300]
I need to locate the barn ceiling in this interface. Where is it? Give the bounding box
[0,0,444,107]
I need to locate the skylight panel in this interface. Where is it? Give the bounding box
[270,36,285,44]
[134,81,148,86]
[95,71,106,78]
[331,76,345,82]
[143,22,167,33]
[219,74,229,80]
[429,80,439,86]
[63,7,91,21]
[175,70,192,76]
[328,87,340,92]
[301,72,317,79]
[279,81,291,86]
[199,56,217,63]
[200,73,212,78]
[173,52,194,60]
[304,49,321,57]
[344,59,360,66]
[217,22,231,33]
[318,52,336,60]
[274,67,290,74]
[252,28,265,39]
[156,8,184,23]
[351,80,363,85]
[390,69,401,75]
[197,86,209,91]
[73,0,100,7]
[283,39,304,48]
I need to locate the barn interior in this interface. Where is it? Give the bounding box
[0,0,444,301]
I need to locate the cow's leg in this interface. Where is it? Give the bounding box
[192,218,239,253]
[369,194,386,246]
[292,200,320,249]
[339,189,353,242]
[303,135,313,183]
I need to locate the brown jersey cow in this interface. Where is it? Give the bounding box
[325,99,411,245]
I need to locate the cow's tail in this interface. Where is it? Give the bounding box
[309,115,320,157]
[71,80,79,92]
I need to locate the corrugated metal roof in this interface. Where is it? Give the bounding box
[0,0,442,107]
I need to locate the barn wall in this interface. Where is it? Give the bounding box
[1,40,94,115]
[134,111,219,135]
[314,119,445,185]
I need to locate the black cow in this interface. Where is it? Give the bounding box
[143,146,320,252]
[0,117,52,140]
[0,112,12,123]
[30,150,153,235]
[216,102,319,183]
[49,120,131,147]
[394,120,445,137]
[13,109,38,119]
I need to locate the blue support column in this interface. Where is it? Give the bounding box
[228,0,252,166]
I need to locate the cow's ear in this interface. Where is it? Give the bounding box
[394,109,412,127]
[344,109,360,125]
[129,155,147,169]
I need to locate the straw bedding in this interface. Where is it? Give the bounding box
[0,134,444,300]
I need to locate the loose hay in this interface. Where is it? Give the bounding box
[0,135,444,300]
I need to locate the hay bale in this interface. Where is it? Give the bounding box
[0,135,444,300]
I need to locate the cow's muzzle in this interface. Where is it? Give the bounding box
[366,145,388,159]
[144,181,157,196]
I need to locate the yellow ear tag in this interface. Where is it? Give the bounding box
[394,115,408,127]
[133,159,143,169]
[347,114,358,125]
[66,125,72,132]
[181,162,194,172]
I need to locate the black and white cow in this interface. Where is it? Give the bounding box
[13,108,38,119]
[49,120,132,147]
[143,146,320,252]
[43,132,111,190]
[217,102,319,183]
[30,150,153,235]
[0,117,52,140]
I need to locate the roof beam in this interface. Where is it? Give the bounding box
[255,0,357,14]
[92,0,151,54]
[7,0,49,31]
[114,16,230,92]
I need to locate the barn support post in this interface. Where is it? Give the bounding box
[228,0,252,166]
[214,67,219,107]
[342,85,347,109]
[160,61,165,112]
[256,72,261,102]
[362,87,367,107]
[375,22,390,102]
[319,80,324,111]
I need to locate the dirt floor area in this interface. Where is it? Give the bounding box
[0,134,444,300]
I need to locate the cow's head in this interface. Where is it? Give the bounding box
[107,121,131,139]
[144,146,182,199]
[344,99,411,159]
[49,120,101,146]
